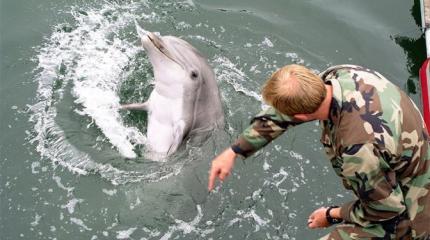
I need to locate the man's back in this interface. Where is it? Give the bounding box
[323,65,430,238]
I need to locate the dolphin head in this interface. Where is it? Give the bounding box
[135,23,212,93]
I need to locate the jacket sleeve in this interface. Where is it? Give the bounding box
[339,143,406,226]
[231,107,303,158]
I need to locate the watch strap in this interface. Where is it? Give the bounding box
[326,206,343,225]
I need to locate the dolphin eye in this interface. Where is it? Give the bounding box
[190,71,199,79]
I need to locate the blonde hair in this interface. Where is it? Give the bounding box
[262,64,326,116]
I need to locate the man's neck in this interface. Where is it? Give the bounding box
[316,84,333,121]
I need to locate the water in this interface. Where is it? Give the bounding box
[0,0,423,239]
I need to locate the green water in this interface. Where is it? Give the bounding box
[0,0,424,239]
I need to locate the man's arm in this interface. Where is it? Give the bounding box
[208,107,303,191]
[339,143,406,226]
[231,107,302,158]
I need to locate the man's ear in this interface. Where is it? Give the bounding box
[293,113,311,121]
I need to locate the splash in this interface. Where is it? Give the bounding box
[159,205,212,240]
[29,2,167,184]
[213,55,263,103]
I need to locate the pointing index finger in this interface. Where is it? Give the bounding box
[208,167,219,191]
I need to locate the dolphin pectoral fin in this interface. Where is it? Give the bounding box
[167,120,186,155]
[120,102,149,111]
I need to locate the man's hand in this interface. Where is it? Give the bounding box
[307,207,331,229]
[208,148,237,191]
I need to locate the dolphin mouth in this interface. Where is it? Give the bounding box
[135,21,183,68]
[146,33,183,68]
[146,32,164,53]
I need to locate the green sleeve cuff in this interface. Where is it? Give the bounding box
[231,136,258,158]
[340,200,356,223]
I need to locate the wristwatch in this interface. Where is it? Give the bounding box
[325,206,343,225]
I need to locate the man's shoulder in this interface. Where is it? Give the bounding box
[321,65,389,83]
[320,64,359,81]
[323,66,388,145]
[322,65,400,98]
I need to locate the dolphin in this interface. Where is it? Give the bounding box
[121,23,224,156]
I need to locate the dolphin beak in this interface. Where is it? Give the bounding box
[146,32,164,52]
[135,20,149,39]
[134,20,184,68]
[135,20,164,51]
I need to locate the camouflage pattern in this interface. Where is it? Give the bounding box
[232,65,430,239]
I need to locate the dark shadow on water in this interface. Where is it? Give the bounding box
[393,0,426,94]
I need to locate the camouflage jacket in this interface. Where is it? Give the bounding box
[232,65,430,237]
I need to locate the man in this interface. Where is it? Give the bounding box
[208,64,430,239]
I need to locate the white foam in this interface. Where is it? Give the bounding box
[31,3,143,153]
[61,198,84,214]
[160,205,210,240]
[184,0,195,7]
[116,227,137,239]
[285,52,305,65]
[273,167,288,188]
[102,188,117,196]
[142,227,161,237]
[129,197,141,210]
[29,2,167,184]
[234,209,271,232]
[263,160,271,170]
[260,37,274,48]
[30,213,42,227]
[212,55,262,103]
[70,217,92,231]
[31,161,40,174]
[53,176,74,194]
